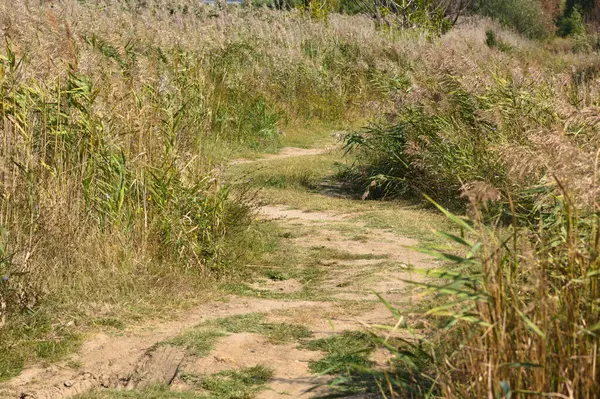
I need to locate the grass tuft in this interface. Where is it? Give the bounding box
[166,329,227,358]
[183,365,274,399]
[214,313,312,344]
[304,331,375,374]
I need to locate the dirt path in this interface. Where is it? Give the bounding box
[3,142,436,399]
[229,147,334,165]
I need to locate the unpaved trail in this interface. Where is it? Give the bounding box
[3,141,436,399]
[229,147,334,165]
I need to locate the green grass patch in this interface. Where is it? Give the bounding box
[35,332,83,362]
[304,331,376,375]
[212,313,312,344]
[0,311,83,382]
[309,353,375,375]
[165,312,312,360]
[166,329,227,357]
[182,365,274,399]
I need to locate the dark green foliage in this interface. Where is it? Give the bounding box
[566,0,596,14]
[338,0,364,14]
[485,29,498,47]
[485,29,512,51]
[473,0,554,39]
[558,7,587,37]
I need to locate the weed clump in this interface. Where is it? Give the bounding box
[304,330,375,374]
[182,365,274,399]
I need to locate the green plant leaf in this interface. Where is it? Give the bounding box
[515,309,546,338]
[423,194,477,234]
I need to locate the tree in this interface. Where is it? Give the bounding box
[357,0,472,32]
[566,0,596,14]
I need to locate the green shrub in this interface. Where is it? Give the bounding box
[345,64,568,215]
[474,0,554,39]
[338,0,363,14]
[485,29,512,51]
[558,7,587,37]
[345,79,510,209]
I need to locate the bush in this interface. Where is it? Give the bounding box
[558,7,587,37]
[485,29,512,51]
[345,72,558,213]
[474,0,555,39]
[338,0,363,14]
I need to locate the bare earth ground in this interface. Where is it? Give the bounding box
[229,147,333,166]
[2,140,438,399]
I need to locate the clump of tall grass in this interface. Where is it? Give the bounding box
[349,186,600,398]
[421,183,600,397]
[346,21,600,213]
